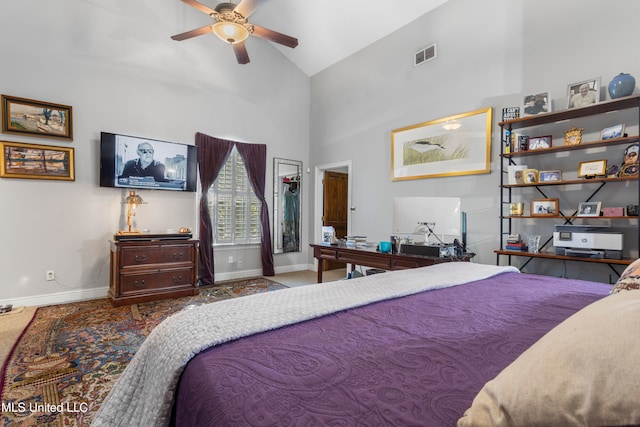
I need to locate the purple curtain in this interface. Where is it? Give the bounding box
[236,142,275,276]
[195,133,234,286]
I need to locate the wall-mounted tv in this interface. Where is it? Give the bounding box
[100,132,197,192]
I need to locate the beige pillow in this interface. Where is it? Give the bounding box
[458,291,640,427]
[610,257,640,294]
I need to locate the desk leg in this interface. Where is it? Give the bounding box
[317,259,323,283]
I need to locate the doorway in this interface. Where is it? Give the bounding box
[314,160,352,272]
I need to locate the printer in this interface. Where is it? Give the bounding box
[553,225,623,259]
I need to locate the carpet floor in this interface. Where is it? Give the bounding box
[0,278,286,427]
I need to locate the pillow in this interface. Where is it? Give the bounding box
[457,290,640,427]
[610,257,640,294]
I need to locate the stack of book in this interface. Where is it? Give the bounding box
[346,236,367,248]
[506,235,528,251]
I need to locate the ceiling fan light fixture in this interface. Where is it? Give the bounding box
[212,21,249,44]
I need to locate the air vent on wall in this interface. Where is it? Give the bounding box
[414,43,437,67]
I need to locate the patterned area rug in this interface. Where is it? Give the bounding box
[0,278,286,427]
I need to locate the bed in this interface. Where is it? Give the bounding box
[92,262,640,427]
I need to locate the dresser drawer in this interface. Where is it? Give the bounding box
[119,267,194,295]
[120,244,195,267]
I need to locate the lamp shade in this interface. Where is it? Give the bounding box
[125,191,144,206]
[212,22,249,44]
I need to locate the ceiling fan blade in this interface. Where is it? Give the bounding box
[234,0,267,18]
[171,24,213,41]
[232,42,250,64]
[251,25,298,48]
[180,0,216,16]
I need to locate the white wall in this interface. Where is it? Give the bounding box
[309,0,640,282]
[0,0,309,306]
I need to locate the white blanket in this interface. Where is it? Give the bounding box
[92,262,518,426]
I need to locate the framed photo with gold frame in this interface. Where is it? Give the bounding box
[531,198,559,217]
[1,95,73,140]
[391,107,492,181]
[578,159,607,178]
[564,127,583,145]
[0,140,75,180]
[523,168,539,183]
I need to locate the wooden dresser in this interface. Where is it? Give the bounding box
[109,238,199,306]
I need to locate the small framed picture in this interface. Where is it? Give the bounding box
[567,77,600,109]
[528,135,552,150]
[523,92,551,116]
[601,124,626,140]
[539,170,562,182]
[577,201,602,217]
[2,95,73,140]
[0,140,75,180]
[564,126,583,145]
[578,159,607,178]
[523,169,539,184]
[531,198,559,217]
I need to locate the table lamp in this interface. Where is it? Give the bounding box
[119,190,146,234]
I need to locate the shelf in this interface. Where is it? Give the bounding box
[497,95,639,275]
[499,95,640,130]
[502,215,635,220]
[501,136,639,158]
[501,175,638,188]
[494,250,634,265]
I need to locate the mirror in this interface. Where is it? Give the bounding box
[273,158,302,254]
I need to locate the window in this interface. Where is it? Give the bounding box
[208,146,261,245]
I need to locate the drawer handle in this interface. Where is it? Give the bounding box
[172,252,184,259]
[133,280,146,288]
[134,254,147,262]
[173,276,183,283]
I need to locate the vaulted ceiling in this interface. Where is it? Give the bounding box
[229,0,450,76]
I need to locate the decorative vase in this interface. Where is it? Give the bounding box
[608,73,636,99]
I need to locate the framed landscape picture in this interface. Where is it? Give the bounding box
[0,141,75,180]
[391,108,492,181]
[1,95,73,140]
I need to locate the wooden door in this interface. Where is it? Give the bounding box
[322,171,348,270]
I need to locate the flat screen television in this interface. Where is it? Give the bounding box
[100,132,197,192]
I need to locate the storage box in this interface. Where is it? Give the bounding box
[602,207,624,217]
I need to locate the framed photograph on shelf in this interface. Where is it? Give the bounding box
[523,92,551,116]
[577,201,602,217]
[391,107,492,181]
[601,124,626,140]
[564,126,583,145]
[539,170,562,182]
[1,95,73,140]
[531,198,559,217]
[507,164,528,185]
[567,77,600,109]
[0,140,75,180]
[578,159,607,178]
[523,168,539,184]
[528,135,552,150]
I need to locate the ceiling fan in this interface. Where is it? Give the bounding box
[171,0,298,64]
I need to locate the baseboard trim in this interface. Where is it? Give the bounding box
[3,287,108,308]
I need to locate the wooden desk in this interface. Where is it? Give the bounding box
[311,243,474,283]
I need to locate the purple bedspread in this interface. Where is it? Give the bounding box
[172,272,610,426]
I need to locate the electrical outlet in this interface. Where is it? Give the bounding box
[237,261,243,269]
[228,256,234,264]
[46,270,55,281]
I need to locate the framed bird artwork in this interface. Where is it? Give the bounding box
[390,108,492,181]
